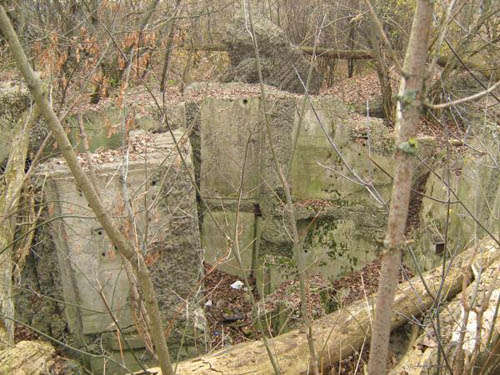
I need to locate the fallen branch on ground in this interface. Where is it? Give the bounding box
[143,238,499,375]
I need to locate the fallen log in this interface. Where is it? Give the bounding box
[391,249,500,375]
[300,46,373,60]
[183,43,374,60]
[142,238,499,375]
[0,340,55,375]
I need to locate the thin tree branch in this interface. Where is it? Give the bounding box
[426,79,500,110]
[0,6,175,375]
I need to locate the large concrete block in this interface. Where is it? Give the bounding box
[299,217,381,281]
[259,97,296,213]
[46,180,133,335]
[192,85,440,294]
[200,97,262,199]
[290,98,394,205]
[413,152,500,272]
[39,130,202,356]
[201,211,256,277]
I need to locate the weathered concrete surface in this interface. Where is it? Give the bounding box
[286,98,436,283]
[200,97,262,199]
[414,149,500,272]
[201,211,256,276]
[0,81,30,167]
[290,100,394,203]
[34,130,202,373]
[254,253,297,298]
[195,85,439,292]
[195,85,436,291]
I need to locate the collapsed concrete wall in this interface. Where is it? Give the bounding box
[221,13,323,94]
[63,102,186,153]
[22,130,203,374]
[413,145,500,271]
[10,81,497,373]
[193,84,436,295]
[411,85,500,272]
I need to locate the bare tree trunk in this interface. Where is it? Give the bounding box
[160,0,182,92]
[365,7,394,123]
[0,102,33,347]
[367,1,434,374]
[348,17,356,78]
[0,6,175,375]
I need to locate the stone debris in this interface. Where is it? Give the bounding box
[220,13,323,94]
[38,130,190,173]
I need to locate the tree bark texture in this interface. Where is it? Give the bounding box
[142,238,498,375]
[366,12,395,123]
[160,0,182,92]
[367,1,435,374]
[0,97,33,346]
[0,340,55,375]
[0,6,175,375]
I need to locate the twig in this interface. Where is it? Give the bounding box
[426,79,500,110]
[245,1,318,373]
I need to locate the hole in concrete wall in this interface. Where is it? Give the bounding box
[242,98,248,105]
[254,203,262,217]
[435,242,445,255]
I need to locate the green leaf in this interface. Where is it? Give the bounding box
[398,137,418,155]
[396,89,418,109]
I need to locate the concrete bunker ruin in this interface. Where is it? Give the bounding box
[3,82,497,373]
